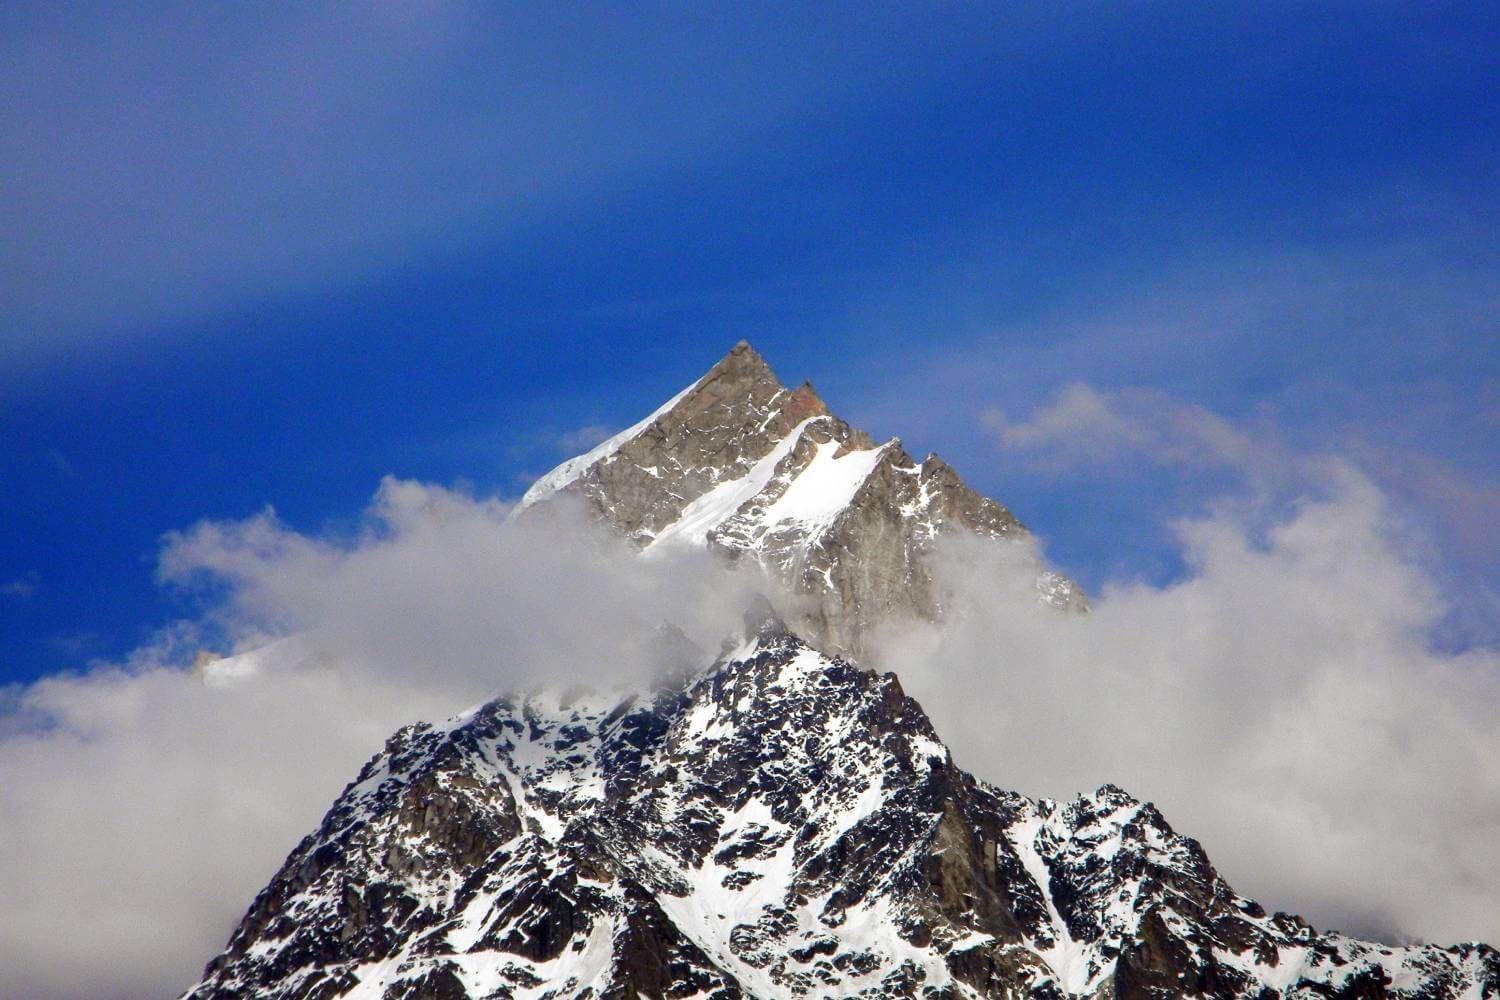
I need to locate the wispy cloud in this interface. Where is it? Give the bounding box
[0,5,989,369]
[553,423,616,453]
[983,382,1260,473]
[1,573,38,599]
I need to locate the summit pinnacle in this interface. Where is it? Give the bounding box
[519,342,1085,658]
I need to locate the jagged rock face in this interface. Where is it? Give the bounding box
[518,341,1085,659]
[186,616,1497,999]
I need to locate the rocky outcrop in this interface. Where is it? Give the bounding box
[184,613,1498,999]
[519,341,1085,659]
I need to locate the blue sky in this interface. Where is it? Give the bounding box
[2,2,1496,683]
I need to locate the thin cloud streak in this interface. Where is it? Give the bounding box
[1,573,38,599]
[983,383,1260,474]
[0,5,1007,366]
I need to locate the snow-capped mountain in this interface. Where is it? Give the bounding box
[186,607,1496,998]
[184,345,1497,998]
[516,341,1083,659]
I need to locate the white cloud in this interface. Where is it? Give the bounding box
[983,382,1261,473]
[0,478,761,1000]
[1,572,37,598]
[880,461,1500,945]
[0,641,438,1000]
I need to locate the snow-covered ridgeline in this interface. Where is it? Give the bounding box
[516,379,701,510]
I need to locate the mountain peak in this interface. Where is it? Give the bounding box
[517,341,793,511]
[518,343,1084,656]
[181,345,1495,1000]
[721,337,769,368]
[697,338,781,394]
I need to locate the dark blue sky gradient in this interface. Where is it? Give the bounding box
[2,3,1496,681]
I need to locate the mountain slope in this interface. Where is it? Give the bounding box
[517,342,1083,659]
[185,609,1497,999]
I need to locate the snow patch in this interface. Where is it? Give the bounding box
[646,417,823,552]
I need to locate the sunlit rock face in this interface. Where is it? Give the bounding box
[518,341,1084,660]
[185,611,1497,999]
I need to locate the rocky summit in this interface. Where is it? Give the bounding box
[184,346,1497,999]
[516,341,1084,660]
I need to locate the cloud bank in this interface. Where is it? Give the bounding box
[885,392,1500,945]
